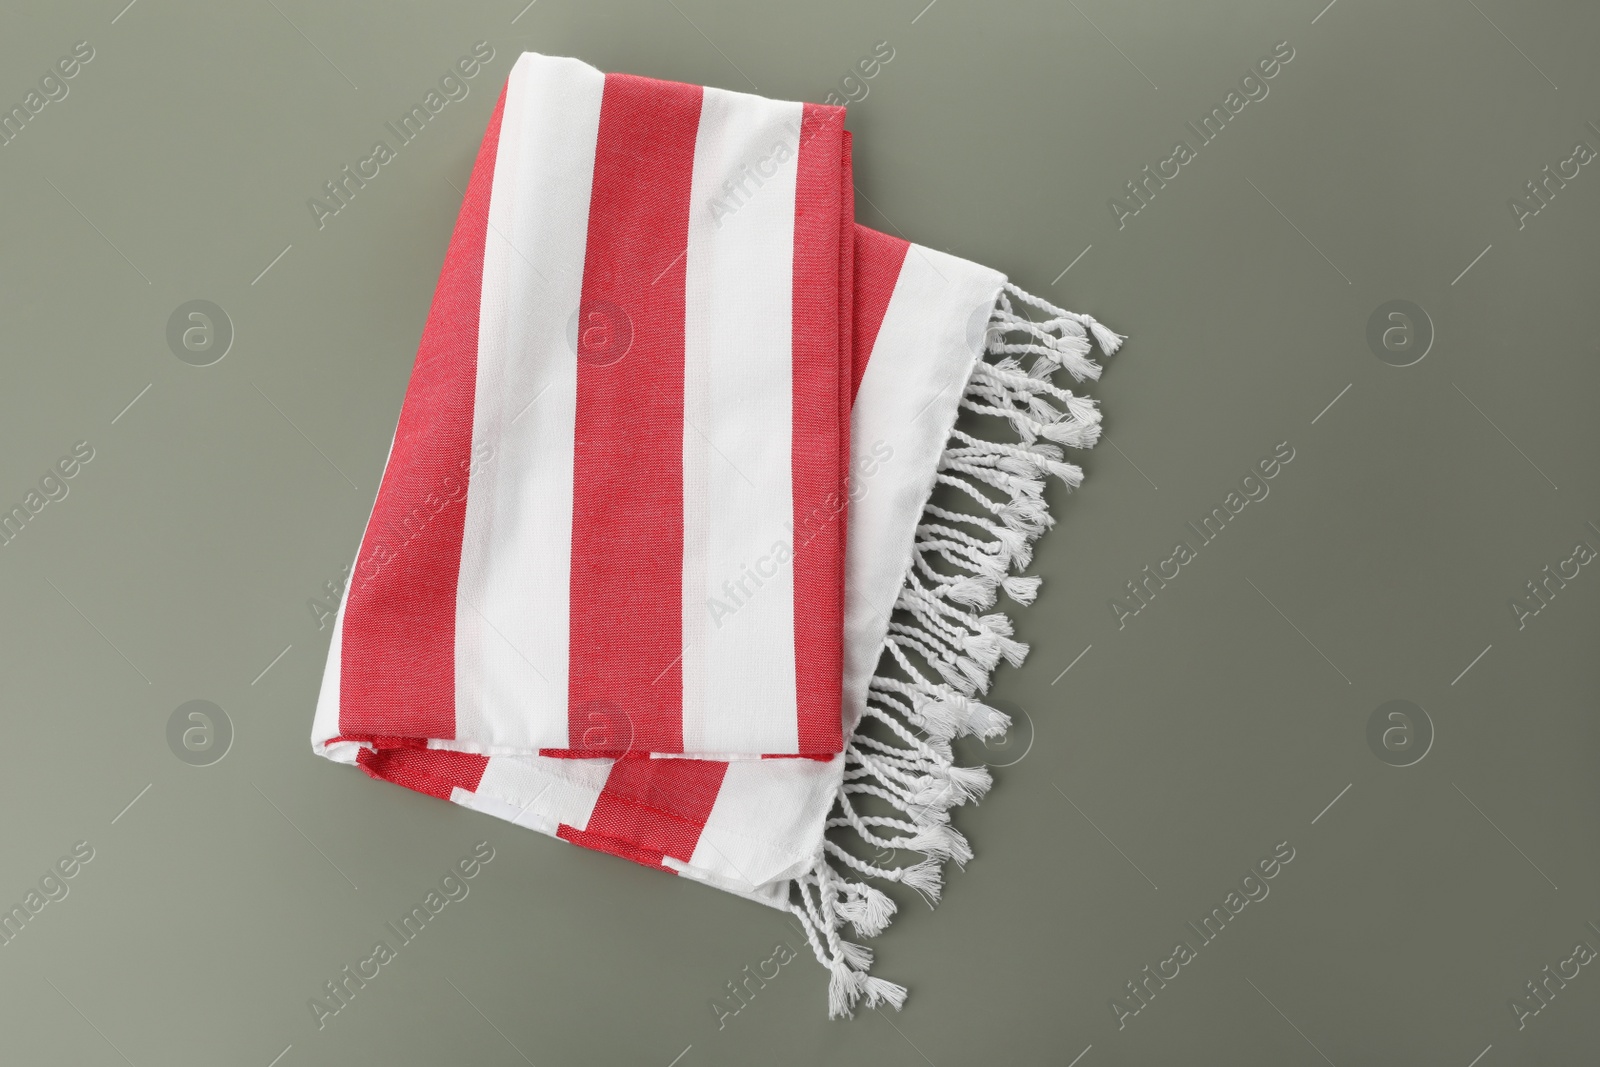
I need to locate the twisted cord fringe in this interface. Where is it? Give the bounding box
[790,283,1122,1018]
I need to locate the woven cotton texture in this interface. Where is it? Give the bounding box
[311,51,1122,1017]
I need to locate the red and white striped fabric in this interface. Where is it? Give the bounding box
[311,51,1121,1017]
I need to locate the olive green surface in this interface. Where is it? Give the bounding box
[1,1,1597,1064]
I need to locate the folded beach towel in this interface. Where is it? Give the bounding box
[311,51,1121,1017]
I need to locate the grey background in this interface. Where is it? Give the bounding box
[1,0,1595,1064]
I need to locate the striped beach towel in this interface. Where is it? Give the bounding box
[311,51,1121,1017]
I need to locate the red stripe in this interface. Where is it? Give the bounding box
[839,130,856,410]
[567,74,702,754]
[850,225,910,401]
[836,135,855,676]
[356,746,490,802]
[338,87,507,741]
[557,757,728,870]
[790,102,847,755]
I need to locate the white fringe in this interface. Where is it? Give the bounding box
[789,281,1120,1018]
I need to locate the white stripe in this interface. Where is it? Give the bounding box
[681,88,802,754]
[312,537,376,758]
[457,755,610,832]
[840,247,1004,734]
[455,53,604,750]
[310,570,349,755]
[687,757,839,888]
